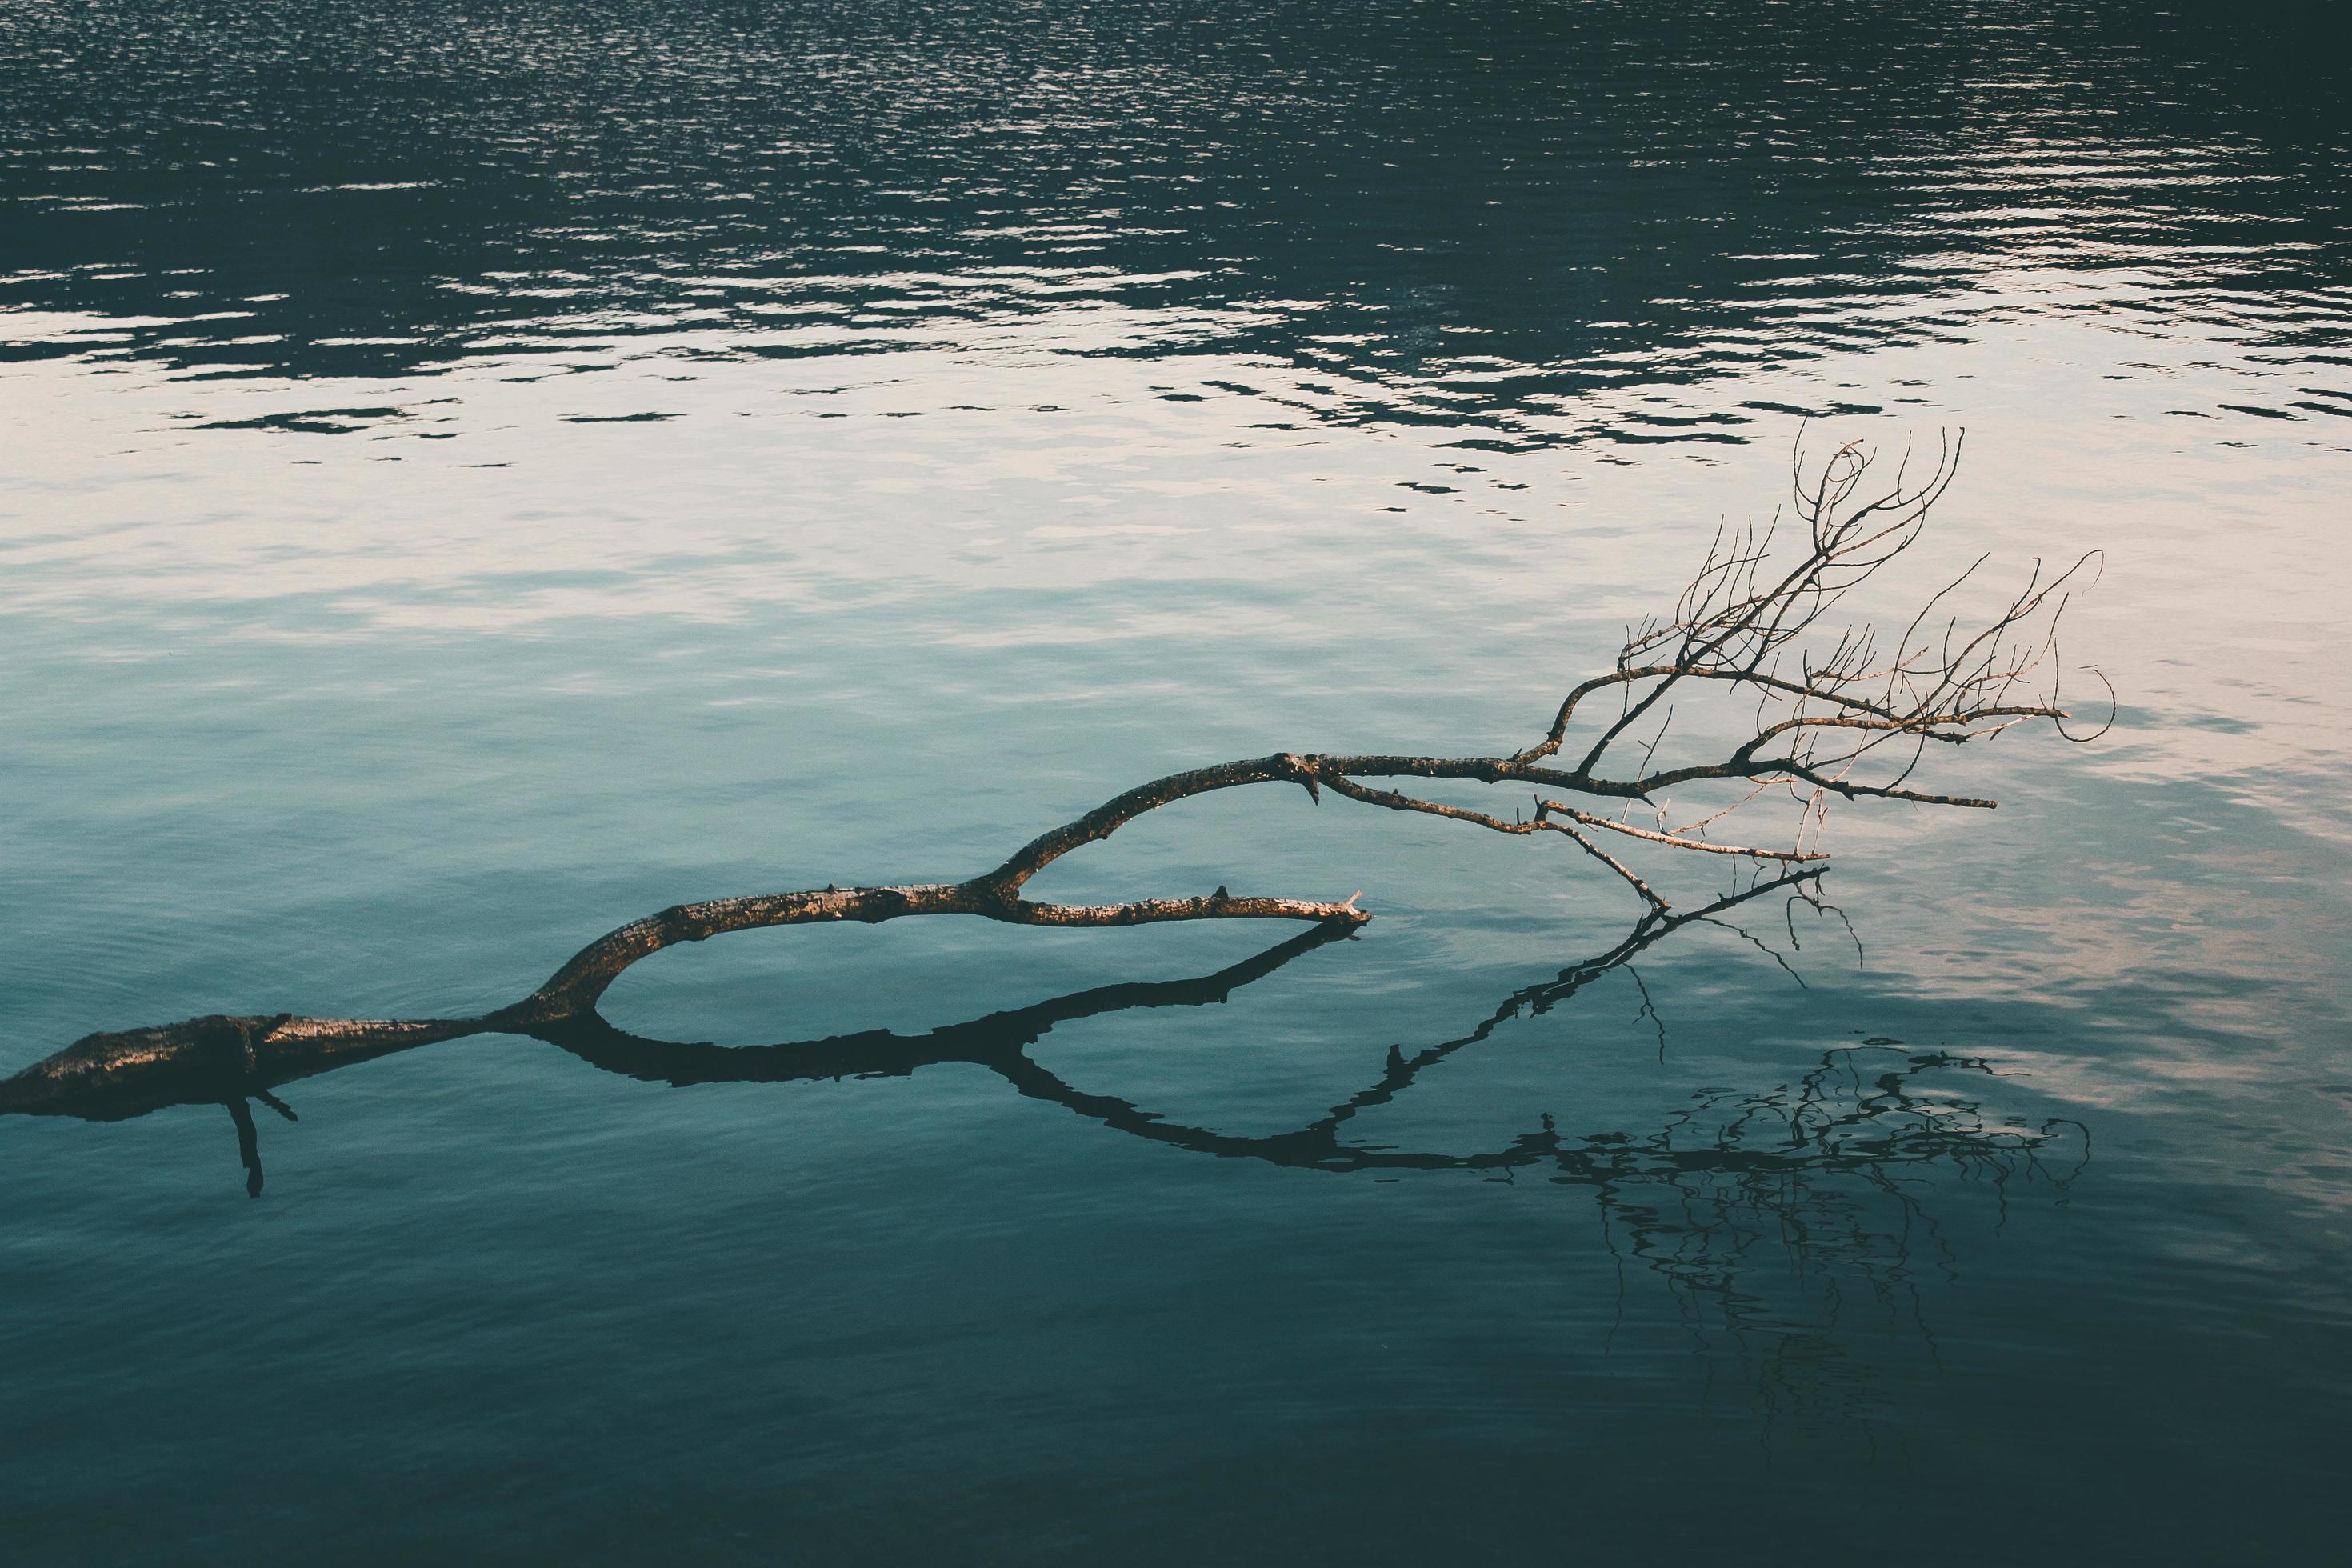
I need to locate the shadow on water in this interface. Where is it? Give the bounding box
[7,870,2088,1431]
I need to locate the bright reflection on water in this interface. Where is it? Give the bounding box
[3,2,2349,1562]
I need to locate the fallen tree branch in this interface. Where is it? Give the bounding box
[2,430,2105,1114]
[4,867,2090,1270]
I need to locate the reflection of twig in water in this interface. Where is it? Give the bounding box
[1600,1046,2088,1429]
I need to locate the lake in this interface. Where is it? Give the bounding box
[3,2,2348,1562]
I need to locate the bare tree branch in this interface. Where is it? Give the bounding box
[1,430,2102,1109]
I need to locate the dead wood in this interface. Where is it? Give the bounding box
[2,431,2105,1116]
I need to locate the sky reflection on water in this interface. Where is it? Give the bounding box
[2,2,2350,1562]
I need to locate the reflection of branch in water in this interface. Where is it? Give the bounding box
[6,869,2088,1427]
[5,870,2082,1212]
[538,920,1358,1090]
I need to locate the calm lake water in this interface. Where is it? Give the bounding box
[4,3,2349,1562]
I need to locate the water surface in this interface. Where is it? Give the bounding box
[4,3,2349,1562]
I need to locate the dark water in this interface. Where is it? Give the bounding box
[4,2,2350,1562]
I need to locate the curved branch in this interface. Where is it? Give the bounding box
[507,877,1369,1021]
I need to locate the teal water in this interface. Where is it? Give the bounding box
[4,2,2350,1562]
